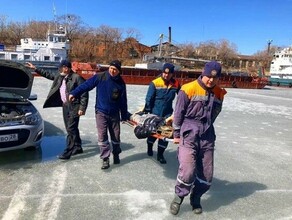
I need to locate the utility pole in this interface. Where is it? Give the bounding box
[158,34,163,57]
[267,39,273,54]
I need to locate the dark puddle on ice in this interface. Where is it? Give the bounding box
[0,136,65,166]
[39,136,66,161]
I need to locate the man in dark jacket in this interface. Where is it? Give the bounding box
[26,60,88,160]
[69,60,129,170]
[143,63,180,164]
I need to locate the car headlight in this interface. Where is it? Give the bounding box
[24,112,42,125]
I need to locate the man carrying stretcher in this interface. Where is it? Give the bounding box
[125,62,180,164]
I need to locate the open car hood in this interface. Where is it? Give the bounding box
[0,60,34,99]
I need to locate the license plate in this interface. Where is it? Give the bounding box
[0,134,18,142]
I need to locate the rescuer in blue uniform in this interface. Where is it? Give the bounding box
[143,63,180,164]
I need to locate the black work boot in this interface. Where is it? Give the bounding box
[147,143,153,156]
[113,154,120,164]
[72,147,83,156]
[170,195,184,215]
[58,148,73,160]
[157,147,166,164]
[101,158,110,169]
[190,193,202,214]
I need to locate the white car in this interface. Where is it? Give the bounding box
[0,60,44,152]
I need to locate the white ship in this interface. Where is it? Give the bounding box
[269,47,292,87]
[0,25,69,68]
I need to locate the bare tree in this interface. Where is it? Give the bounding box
[217,39,238,66]
[125,28,142,42]
[6,21,27,46]
[70,29,97,62]
[96,25,123,61]
[25,20,51,40]
[0,15,8,44]
[176,42,196,57]
[195,41,218,60]
[253,46,276,71]
[57,14,85,41]
[56,14,95,61]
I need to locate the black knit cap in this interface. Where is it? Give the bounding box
[162,63,175,73]
[59,60,72,68]
[109,60,122,72]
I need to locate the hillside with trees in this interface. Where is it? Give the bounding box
[0,14,278,74]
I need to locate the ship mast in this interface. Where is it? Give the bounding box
[53,2,57,31]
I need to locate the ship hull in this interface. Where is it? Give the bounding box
[71,62,268,89]
[268,77,292,88]
[119,75,268,89]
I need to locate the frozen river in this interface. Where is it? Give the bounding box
[0,77,291,220]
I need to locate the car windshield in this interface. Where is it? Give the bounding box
[0,91,25,102]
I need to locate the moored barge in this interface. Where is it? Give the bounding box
[71,62,268,89]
